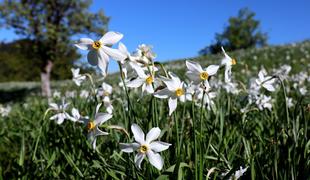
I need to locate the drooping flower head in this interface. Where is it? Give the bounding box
[221,47,237,83]
[83,104,112,149]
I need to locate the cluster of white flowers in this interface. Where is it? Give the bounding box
[0,104,11,117]
[46,31,306,172]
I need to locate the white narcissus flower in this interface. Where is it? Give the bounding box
[230,166,248,180]
[127,64,156,94]
[136,44,156,64]
[186,61,219,87]
[71,68,86,86]
[255,69,276,92]
[83,104,112,149]
[68,108,86,123]
[256,95,272,110]
[221,47,236,83]
[97,82,113,98]
[154,72,186,115]
[0,104,11,117]
[75,31,126,76]
[79,90,90,98]
[120,124,171,170]
[49,99,70,124]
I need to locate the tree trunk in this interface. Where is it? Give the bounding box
[41,60,53,99]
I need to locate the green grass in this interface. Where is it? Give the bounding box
[0,41,309,179]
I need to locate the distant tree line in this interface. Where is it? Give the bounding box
[0,39,80,82]
[199,8,268,55]
[0,0,109,97]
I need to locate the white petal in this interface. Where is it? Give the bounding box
[126,78,145,88]
[146,150,164,170]
[206,65,219,76]
[186,71,200,83]
[118,42,128,54]
[97,49,110,76]
[87,50,99,66]
[75,38,94,50]
[91,137,97,149]
[168,72,182,88]
[49,103,59,110]
[56,114,65,124]
[145,84,154,94]
[154,88,171,99]
[120,142,140,153]
[99,31,123,45]
[168,98,178,116]
[94,113,112,125]
[130,62,147,78]
[134,153,145,169]
[162,78,178,91]
[150,141,171,152]
[146,127,161,143]
[186,61,203,73]
[225,67,232,83]
[102,46,126,62]
[95,127,109,136]
[95,103,102,114]
[258,71,265,81]
[263,84,275,92]
[131,123,145,144]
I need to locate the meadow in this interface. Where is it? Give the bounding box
[0,37,309,179]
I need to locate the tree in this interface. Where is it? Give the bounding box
[0,0,109,97]
[199,8,268,55]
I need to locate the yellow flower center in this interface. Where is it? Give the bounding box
[139,144,149,153]
[175,88,184,97]
[200,71,209,80]
[231,58,237,65]
[92,41,102,50]
[145,76,153,85]
[87,121,95,131]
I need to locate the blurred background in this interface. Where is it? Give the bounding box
[0,0,309,102]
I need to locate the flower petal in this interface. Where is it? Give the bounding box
[206,65,219,76]
[118,42,128,55]
[127,78,145,88]
[134,153,145,169]
[102,46,126,62]
[154,88,171,99]
[97,49,110,76]
[186,61,203,73]
[131,123,145,144]
[145,84,154,94]
[120,142,140,153]
[75,38,94,50]
[146,150,164,170]
[94,113,112,125]
[146,127,161,143]
[168,97,178,116]
[99,31,123,45]
[87,50,99,66]
[150,141,171,152]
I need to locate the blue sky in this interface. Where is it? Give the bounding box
[1,0,309,72]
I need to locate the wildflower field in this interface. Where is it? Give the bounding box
[0,32,309,179]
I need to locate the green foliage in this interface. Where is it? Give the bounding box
[0,0,108,78]
[0,41,309,179]
[200,8,268,55]
[0,39,80,81]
